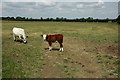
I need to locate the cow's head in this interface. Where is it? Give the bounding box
[22,35,28,44]
[23,40,27,44]
[41,34,47,41]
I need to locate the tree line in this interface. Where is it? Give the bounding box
[1,16,120,24]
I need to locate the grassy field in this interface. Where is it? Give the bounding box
[2,21,119,78]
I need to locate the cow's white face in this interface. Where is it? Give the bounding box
[43,34,47,40]
[23,40,27,44]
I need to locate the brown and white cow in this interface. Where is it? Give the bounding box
[41,34,63,52]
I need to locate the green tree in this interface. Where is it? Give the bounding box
[86,17,93,22]
[56,17,60,21]
[116,15,120,24]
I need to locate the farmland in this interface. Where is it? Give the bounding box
[2,21,119,78]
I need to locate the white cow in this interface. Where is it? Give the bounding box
[13,27,28,43]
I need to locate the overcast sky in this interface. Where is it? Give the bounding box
[2,2,118,19]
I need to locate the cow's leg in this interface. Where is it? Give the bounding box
[13,34,16,41]
[58,41,63,52]
[59,44,63,52]
[19,35,22,40]
[48,42,52,51]
[60,47,63,52]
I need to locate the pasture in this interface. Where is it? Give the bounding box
[2,21,119,78]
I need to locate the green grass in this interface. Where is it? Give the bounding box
[2,21,118,43]
[2,21,118,78]
[113,60,120,65]
[103,55,114,59]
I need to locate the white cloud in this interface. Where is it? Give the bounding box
[0,2,2,16]
[71,9,77,11]
[2,2,117,19]
[34,1,56,7]
[2,0,119,2]
[76,4,84,8]
[58,7,62,10]
[98,0,104,5]
[95,0,104,6]
[41,0,56,6]
[76,1,105,9]
[28,8,34,11]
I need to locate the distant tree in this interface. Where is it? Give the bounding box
[106,18,109,21]
[116,15,120,24]
[105,18,109,22]
[26,17,29,21]
[1,16,117,23]
[16,16,22,20]
[75,18,79,22]
[40,17,43,21]
[56,17,60,21]
[63,18,67,21]
[80,18,86,22]
[6,16,11,20]
[49,18,53,21]
[61,17,66,21]
[10,17,15,20]
[111,19,116,22]
[45,18,49,21]
[29,17,33,21]
[86,17,93,22]
[22,17,25,20]
[95,19,99,22]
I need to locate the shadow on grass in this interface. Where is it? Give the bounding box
[44,48,59,51]
[14,40,23,43]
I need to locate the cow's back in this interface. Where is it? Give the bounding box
[47,35,56,42]
[46,34,63,43]
[55,34,63,42]
[13,27,25,36]
[55,34,63,39]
